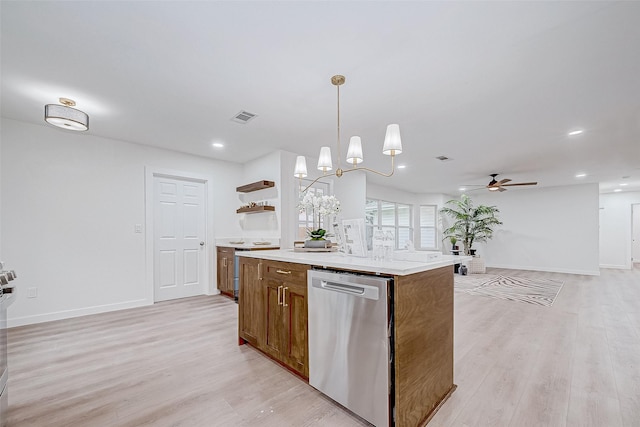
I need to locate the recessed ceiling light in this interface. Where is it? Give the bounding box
[459,187,466,192]
[568,129,584,136]
[620,183,628,186]
[613,189,622,192]
[212,142,224,148]
[397,164,406,169]
[575,173,587,178]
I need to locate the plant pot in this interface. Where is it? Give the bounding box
[304,240,329,249]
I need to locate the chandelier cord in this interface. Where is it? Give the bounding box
[336,83,342,172]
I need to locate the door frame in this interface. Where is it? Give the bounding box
[145,167,215,303]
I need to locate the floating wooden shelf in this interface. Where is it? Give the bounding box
[236,180,275,193]
[236,206,276,214]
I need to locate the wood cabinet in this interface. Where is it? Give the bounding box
[216,247,235,298]
[263,261,309,377]
[238,257,262,347]
[238,258,309,378]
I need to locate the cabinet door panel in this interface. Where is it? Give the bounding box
[264,279,284,359]
[285,282,308,377]
[238,258,262,346]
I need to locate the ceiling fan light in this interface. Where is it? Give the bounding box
[294,156,308,178]
[382,124,402,155]
[488,186,500,192]
[44,104,89,131]
[346,136,363,165]
[317,146,333,171]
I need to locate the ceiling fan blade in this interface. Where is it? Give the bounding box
[497,178,511,185]
[500,182,538,187]
[498,187,507,192]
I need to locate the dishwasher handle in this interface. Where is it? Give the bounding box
[312,278,379,300]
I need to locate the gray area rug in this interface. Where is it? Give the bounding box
[454,274,564,307]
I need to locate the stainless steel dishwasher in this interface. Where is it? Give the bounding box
[308,269,393,427]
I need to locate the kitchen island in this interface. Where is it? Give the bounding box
[236,250,468,427]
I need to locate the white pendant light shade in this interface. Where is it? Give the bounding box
[382,124,402,155]
[44,104,89,131]
[294,156,308,178]
[346,136,364,165]
[317,146,333,171]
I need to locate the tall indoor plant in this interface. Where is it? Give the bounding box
[440,194,502,256]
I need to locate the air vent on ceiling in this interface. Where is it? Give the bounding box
[231,110,257,124]
[435,155,452,161]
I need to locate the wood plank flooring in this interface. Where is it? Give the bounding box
[7,266,640,426]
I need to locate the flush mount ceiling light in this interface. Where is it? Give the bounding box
[575,173,587,178]
[294,75,402,192]
[568,129,584,136]
[44,98,89,131]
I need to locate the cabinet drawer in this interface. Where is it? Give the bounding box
[217,246,234,255]
[263,261,309,284]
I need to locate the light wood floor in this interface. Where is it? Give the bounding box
[7,266,640,427]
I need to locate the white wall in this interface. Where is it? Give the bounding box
[472,184,600,275]
[333,170,366,221]
[1,118,243,326]
[599,191,640,269]
[238,151,282,241]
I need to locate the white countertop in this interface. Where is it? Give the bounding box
[236,249,472,276]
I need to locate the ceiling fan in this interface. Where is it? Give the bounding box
[465,174,538,192]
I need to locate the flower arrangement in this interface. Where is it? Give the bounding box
[298,193,341,240]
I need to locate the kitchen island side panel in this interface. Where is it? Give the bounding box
[394,265,454,427]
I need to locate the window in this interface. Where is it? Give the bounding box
[419,205,437,249]
[365,199,413,250]
[296,180,330,240]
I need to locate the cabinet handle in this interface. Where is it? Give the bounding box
[283,287,289,307]
[277,285,283,306]
[276,269,292,275]
[223,258,227,267]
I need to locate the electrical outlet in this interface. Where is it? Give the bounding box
[134,224,143,233]
[27,287,38,298]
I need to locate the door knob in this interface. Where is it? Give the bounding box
[200,241,205,246]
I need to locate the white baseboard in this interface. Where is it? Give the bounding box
[8,298,152,328]
[600,263,631,270]
[486,263,600,276]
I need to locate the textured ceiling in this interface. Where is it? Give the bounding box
[2,1,639,195]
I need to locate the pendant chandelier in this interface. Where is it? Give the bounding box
[294,75,402,192]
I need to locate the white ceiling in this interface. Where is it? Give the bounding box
[2,1,639,195]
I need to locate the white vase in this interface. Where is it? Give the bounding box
[304,240,329,248]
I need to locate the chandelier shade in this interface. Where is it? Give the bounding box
[382,124,402,155]
[294,156,308,178]
[346,136,363,165]
[317,146,333,171]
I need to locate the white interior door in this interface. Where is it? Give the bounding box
[633,204,640,264]
[154,176,206,302]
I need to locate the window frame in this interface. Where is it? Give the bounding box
[365,198,413,250]
[418,204,438,250]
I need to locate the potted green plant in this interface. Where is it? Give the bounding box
[449,236,458,251]
[440,194,502,256]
